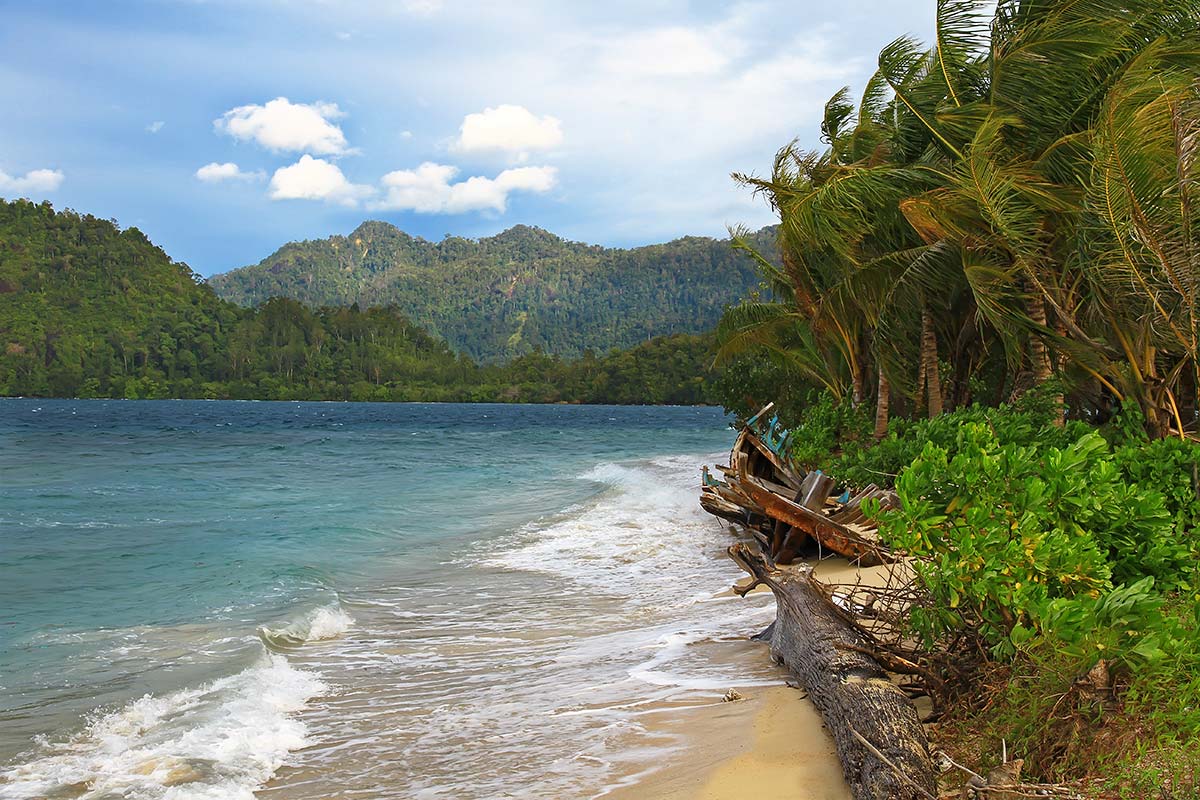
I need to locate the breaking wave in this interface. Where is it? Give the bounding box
[486,454,736,603]
[259,604,355,648]
[1,654,326,800]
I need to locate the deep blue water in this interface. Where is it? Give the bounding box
[0,400,762,799]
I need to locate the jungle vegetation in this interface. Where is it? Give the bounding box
[208,220,772,362]
[0,199,717,404]
[714,0,1200,794]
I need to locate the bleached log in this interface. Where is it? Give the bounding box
[729,542,937,800]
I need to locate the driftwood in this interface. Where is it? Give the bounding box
[737,472,896,566]
[729,542,937,800]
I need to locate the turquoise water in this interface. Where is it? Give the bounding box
[0,400,780,799]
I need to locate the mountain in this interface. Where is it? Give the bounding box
[0,200,481,399]
[0,199,721,403]
[207,222,773,362]
[0,199,236,397]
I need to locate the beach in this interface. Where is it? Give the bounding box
[608,684,852,800]
[607,559,910,800]
[0,399,884,799]
[0,401,796,799]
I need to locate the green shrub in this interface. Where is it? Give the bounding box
[832,398,1087,490]
[781,391,871,470]
[1113,437,1200,542]
[877,423,1182,657]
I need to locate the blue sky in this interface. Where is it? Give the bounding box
[0,0,933,276]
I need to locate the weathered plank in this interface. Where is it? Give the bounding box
[740,475,890,565]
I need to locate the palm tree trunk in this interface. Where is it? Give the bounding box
[853,329,873,407]
[1028,294,1052,385]
[915,344,927,417]
[921,306,942,418]
[1052,317,1068,425]
[874,369,890,439]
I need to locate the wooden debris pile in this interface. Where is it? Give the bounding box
[700,403,898,566]
[701,406,1088,800]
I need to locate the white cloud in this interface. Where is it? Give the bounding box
[454,104,562,158]
[216,97,350,155]
[269,155,372,205]
[195,162,264,182]
[400,130,414,139]
[372,162,556,213]
[0,167,64,195]
[262,155,553,213]
[146,120,165,134]
[335,31,353,41]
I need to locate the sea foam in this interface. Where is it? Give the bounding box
[483,453,777,689]
[259,604,355,648]
[0,654,325,800]
[486,453,734,601]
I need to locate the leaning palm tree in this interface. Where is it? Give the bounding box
[724,35,970,433]
[714,235,853,402]
[724,0,1200,436]
[1080,41,1200,435]
[881,0,1200,429]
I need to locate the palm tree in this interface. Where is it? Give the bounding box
[721,0,1200,437]
[1081,40,1200,435]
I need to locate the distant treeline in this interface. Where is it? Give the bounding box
[0,199,719,404]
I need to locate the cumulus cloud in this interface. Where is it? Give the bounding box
[0,167,64,195]
[146,120,165,134]
[371,162,556,213]
[454,105,562,158]
[216,97,350,155]
[269,155,372,205]
[195,162,264,182]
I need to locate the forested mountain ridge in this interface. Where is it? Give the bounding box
[207,221,773,362]
[0,199,236,397]
[0,199,723,403]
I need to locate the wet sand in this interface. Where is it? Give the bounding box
[609,557,910,800]
[606,684,851,800]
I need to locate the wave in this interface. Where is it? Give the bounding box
[258,604,355,648]
[1,654,326,800]
[485,453,733,600]
[481,452,778,692]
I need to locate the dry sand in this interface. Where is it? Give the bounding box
[606,685,851,800]
[693,686,852,800]
[608,556,913,800]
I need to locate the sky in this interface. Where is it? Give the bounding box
[0,0,934,277]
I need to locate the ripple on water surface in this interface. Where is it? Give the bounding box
[0,401,777,800]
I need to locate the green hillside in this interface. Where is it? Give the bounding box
[207,221,772,362]
[0,199,721,403]
[0,199,237,397]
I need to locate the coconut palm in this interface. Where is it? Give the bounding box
[1080,42,1200,435]
[721,0,1200,436]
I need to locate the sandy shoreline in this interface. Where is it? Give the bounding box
[605,684,851,800]
[605,558,909,799]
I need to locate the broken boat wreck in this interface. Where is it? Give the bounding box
[700,403,898,567]
[700,405,939,800]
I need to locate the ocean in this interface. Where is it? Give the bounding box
[0,400,780,799]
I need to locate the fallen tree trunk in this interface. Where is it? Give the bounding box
[729,542,936,800]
